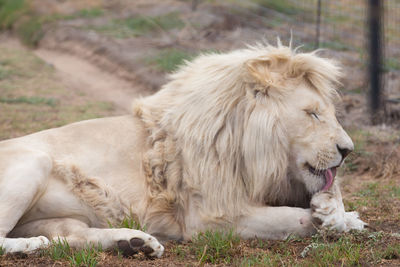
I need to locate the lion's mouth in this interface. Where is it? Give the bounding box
[306,163,338,191]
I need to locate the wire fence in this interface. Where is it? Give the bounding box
[227,0,399,60]
[220,0,400,122]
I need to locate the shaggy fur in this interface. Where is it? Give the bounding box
[0,43,365,255]
[135,43,341,232]
[52,161,129,227]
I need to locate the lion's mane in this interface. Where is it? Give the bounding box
[133,43,341,238]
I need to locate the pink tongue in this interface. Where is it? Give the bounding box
[322,168,337,191]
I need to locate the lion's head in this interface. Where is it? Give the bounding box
[281,75,353,195]
[135,42,353,223]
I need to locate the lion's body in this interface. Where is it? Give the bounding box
[0,43,365,255]
[2,116,147,230]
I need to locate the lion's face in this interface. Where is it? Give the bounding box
[283,82,353,194]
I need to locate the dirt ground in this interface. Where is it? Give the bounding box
[34,48,149,113]
[0,0,399,266]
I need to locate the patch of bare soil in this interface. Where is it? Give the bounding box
[341,138,400,233]
[34,48,150,113]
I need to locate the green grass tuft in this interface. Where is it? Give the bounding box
[0,96,57,106]
[76,8,104,18]
[390,185,400,198]
[16,16,44,47]
[88,12,184,38]
[42,238,72,261]
[147,48,193,72]
[0,0,44,46]
[42,239,101,267]
[119,217,147,232]
[0,246,4,256]
[191,229,240,264]
[108,215,147,232]
[170,244,187,260]
[253,0,302,15]
[239,252,285,266]
[301,231,379,265]
[307,239,362,265]
[356,182,379,198]
[0,0,27,29]
[115,12,184,34]
[68,244,101,267]
[379,244,400,260]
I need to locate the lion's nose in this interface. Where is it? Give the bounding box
[336,144,352,159]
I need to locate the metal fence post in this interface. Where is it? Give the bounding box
[192,0,199,11]
[368,0,384,123]
[315,0,322,49]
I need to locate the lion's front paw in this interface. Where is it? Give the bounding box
[344,211,366,231]
[311,193,366,232]
[114,229,164,258]
[311,192,346,232]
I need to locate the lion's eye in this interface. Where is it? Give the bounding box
[311,112,319,120]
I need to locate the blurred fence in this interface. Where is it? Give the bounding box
[222,0,399,122]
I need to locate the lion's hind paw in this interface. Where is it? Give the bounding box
[0,236,50,254]
[115,230,164,258]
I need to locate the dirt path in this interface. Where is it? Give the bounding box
[34,49,150,113]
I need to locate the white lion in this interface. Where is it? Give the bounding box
[0,43,365,256]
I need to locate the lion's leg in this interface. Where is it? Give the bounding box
[236,185,365,240]
[9,218,164,258]
[236,206,316,240]
[236,183,365,240]
[0,148,52,253]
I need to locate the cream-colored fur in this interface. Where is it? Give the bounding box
[0,43,364,255]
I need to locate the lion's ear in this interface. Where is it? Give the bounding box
[245,59,273,88]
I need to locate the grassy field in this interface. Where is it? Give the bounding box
[0,38,399,267]
[0,42,115,140]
